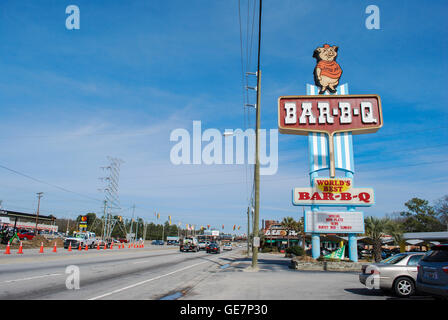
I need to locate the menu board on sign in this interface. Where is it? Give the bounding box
[304,211,364,234]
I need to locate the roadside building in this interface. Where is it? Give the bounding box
[262,220,300,248]
[0,209,57,233]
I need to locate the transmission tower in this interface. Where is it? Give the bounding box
[99,157,124,240]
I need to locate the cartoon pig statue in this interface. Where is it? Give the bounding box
[313,44,342,94]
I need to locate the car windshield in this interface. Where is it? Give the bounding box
[381,253,407,264]
[75,234,86,239]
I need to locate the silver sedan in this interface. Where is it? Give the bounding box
[359,252,425,298]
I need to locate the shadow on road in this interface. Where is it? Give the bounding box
[344,288,388,297]
[344,288,433,300]
[216,256,293,272]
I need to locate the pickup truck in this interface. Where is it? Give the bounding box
[180,237,199,252]
[64,231,98,249]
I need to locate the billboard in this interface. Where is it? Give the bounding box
[304,211,364,234]
[278,94,382,136]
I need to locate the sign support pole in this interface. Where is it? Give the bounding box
[310,171,321,259]
[345,171,358,262]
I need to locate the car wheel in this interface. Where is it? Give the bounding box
[394,277,415,298]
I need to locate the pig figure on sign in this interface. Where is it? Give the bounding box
[313,44,342,94]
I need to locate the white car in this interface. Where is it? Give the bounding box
[223,243,232,251]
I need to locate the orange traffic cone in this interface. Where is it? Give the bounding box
[52,242,57,253]
[103,243,107,250]
[85,243,88,251]
[110,242,114,249]
[78,243,82,251]
[68,243,72,251]
[142,242,144,248]
[97,243,100,250]
[17,242,24,254]
[39,242,44,253]
[4,243,11,254]
[128,243,131,249]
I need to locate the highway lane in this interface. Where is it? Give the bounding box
[0,245,242,300]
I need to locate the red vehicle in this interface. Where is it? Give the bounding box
[18,231,35,240]
[206,243,221,254]
[118,238,128,243]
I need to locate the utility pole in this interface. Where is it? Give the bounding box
[129,204,135,242]
[251,0,262,269]
[35,192,44,234]
[135,217,139,242]
[102,200,107,241]
[143,221,147,243]
[247,206,250,257]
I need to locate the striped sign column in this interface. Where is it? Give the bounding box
[305,83,358,261]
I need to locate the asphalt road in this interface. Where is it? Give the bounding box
[0,245,240,300]
[0,246,432,300]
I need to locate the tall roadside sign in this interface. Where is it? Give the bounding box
[277,44,383,262]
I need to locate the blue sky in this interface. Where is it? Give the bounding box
[0,0,447,233]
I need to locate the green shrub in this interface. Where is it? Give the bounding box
[285,245,304,256]
[261,246,279,253]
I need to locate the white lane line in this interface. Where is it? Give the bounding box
[3,273,62,283]
[132,260,151,264]
[89,260,209,300]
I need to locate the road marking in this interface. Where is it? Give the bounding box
[89,260,209,300]
[3,273,62,283]
[88,251,238,300]
[132,260,151,264]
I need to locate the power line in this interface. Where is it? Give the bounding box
[0,163,102,203]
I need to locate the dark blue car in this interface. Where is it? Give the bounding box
[417,244,448,299]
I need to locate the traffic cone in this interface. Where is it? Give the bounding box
[142,242,144,248]
[103,243,107,250]
[39,242,44,253]
[128,243,131,249]
[78,243,82,251]
[17,242,23,254]
[110,242,114,249]
[85,243,88,251]
[97,243,100,250]
[4,243,11,254]
[68,243,72,252]
[52,242,57,253]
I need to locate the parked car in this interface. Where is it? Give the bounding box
[152,240,164,245]
[17,231,35,241]
[223,243,232,251]
[417,244,448,299]
[359,252,425,297]
[206,243,221,254]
